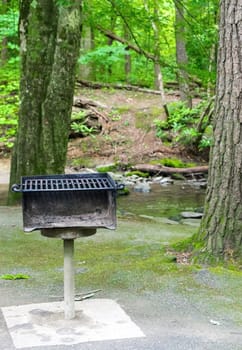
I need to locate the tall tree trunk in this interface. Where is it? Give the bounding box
[79,26,95,80]
[197,0,242,258]
[123,24,131,83]
[207,44,216,97]
[9,0,81,203]
[144,0,169,119]
[174,1,192,108]
[107,14,117,77]
[0,0,11,65]
[1,37,8,65]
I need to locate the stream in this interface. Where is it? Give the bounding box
[118,182,205,221]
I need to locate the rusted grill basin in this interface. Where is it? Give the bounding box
[12,173,117,232]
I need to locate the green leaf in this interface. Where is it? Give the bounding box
[0,274,30,280]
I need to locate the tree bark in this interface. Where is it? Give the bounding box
[123,24,131,83]
[9,0,82,203]
[144,0,169,119]
[79,25,95,80]
[197,0,242,257]
[174,1,192,108]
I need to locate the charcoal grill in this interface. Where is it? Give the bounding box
[12,172,123,319]
[12,173,118,234]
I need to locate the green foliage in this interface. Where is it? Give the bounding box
[0,7,19,151]
[79,0,217,90]
[151,157,196,168]
[79,42,129,82]
[0,63,19,150]
[185,0,219,87]
[71,122,94,137]
[70,157,94,168]
[97,164,119,173]
[71,110,86,121]
[70,111,96,137]
[0,10,18,39]
[154,101,213,151]
[80,43,129,66]
[0,9,19,66]
[0,273,30,280]
[125,170,149,178]
[117,187,130,196]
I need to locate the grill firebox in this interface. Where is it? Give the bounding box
[12,173,118,232]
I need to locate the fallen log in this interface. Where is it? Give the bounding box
[73,97,107,109]
[131,164,208,176]
[76,79,179,94]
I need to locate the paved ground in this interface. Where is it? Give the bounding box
[1,289,242,350]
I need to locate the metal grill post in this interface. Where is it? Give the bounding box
[63,239,75,320]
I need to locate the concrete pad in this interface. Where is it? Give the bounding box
[1,299,145,348]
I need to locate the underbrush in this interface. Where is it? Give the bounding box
[0,63,19,151]
[154,100,214,155]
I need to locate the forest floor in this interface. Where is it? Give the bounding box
[67,87,207,170]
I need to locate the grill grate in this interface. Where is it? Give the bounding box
[19,174,116,192]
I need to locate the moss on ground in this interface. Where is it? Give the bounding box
[150,157,196,168]
[2,207,242,326]
[125,170,149,178]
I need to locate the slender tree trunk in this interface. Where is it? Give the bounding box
[79,26,94,80]
[1,0,10,64]
[207,44,216,97]
[144,0,169,119]
[197,0,242,258]
[9,0,82,203]
[107,14,117,77]
[174,1,192,108]
[123,24,131,83]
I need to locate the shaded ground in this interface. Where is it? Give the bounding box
[1,205,242,350]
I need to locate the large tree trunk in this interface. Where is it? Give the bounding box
[9,0,81,203]
[197,0,242,258]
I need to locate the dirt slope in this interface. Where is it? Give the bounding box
[68,88,197,168]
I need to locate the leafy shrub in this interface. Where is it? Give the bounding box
[70,111,96,137]
[154,100,213,151]
[71,122,94,137]
[0,63,19,149]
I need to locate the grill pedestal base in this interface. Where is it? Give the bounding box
[41,228,97,320]
[64,239,75,320]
